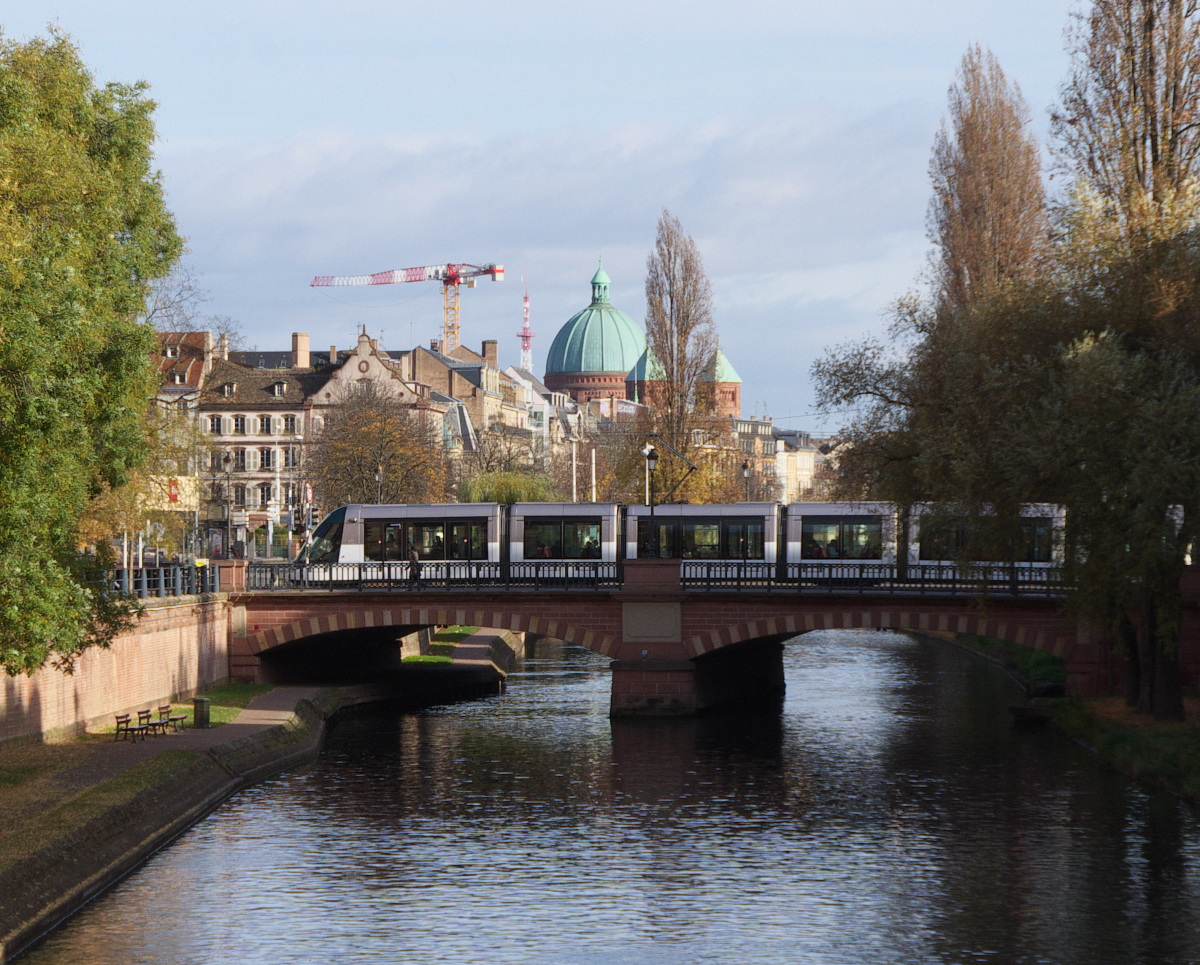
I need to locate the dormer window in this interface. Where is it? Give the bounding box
[173,372,185,385]
[272,382,286,397]
[222,383,236,397]
[164,346,179,358]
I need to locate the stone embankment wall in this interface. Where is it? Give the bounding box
[0,595,229,745]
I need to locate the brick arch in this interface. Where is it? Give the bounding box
[245,604,619,658]
[684,606,1078,661]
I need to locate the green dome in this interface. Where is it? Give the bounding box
[545,264,646,376]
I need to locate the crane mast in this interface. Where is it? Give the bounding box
[310,262,503,354]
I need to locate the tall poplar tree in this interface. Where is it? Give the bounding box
[929,46,1048,317]
[0,32,182,674]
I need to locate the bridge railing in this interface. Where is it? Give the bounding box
[244,560,1064,597]
[680,561,1064,597]
[271,560,621,592]
[108,564,221,599]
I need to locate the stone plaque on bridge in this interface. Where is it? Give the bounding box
[622,601,682,643]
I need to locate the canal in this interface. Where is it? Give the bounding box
[20,630,1200,964]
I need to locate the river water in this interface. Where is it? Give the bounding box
[20,631,1200,964]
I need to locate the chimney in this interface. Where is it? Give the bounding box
[370,337,378,351]
[291,332,310,369]
[482,339,498,367]
[219,333,229,360]
[329,344,337,365]
[431,338,441,353]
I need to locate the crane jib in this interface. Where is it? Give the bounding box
[310,263,503,288]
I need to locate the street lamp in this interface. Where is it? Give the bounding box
[374,464,383,504]
[222,453,232,559]
[646,446,659,557]
[742,461,751,501]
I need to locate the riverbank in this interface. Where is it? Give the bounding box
[1053,696,1200,805]
[909,628,1200,806]
[0,628,524,963]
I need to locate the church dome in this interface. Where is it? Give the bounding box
[545,264,646,376]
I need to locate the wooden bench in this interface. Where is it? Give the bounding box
[138,708,170,737]
[158,704,188,733]
[114,713,150,742]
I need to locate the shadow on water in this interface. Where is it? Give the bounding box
[16,630,1200,965]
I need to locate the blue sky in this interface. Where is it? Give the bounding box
[7,1,1076,428]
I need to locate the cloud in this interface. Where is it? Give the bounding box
[159,101,938,419]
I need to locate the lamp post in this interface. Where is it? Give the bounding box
[742,460,751,501]
[647,446,659,557]
[222,453,232,559]
[374,464,383,504]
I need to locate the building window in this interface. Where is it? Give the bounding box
[258,483,272,509]
[210,483,224,503]
[284,414,297,434]
[272,382,286,397]
[233,448,246,471]
[259,415,272,434]
[283,446,299,469]
[164,345,179,358]
[176,398,189,412]
[222,383,236,397]
[209,415,222,434]
[259,447,274,470]
[233,484,246,507]
[172,372,185,385]
[233,415,246,435]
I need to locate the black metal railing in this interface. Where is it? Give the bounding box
[249,559,1064,597]
[110,564,222,599]
[272,560,621,592]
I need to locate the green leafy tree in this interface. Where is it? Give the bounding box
[0,32,182,674]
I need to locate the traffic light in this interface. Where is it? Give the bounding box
[292,507,305,532]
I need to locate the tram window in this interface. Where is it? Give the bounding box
[637,519,677,558]
[470,522,487,559]
[365,521,385,562]
[564,521,602,559]
[525,521,562,560]
[844,520,882,560]
[407,523,445,560]
[724,520,765,560]
[385,525,402,560]
[308,507,346,564]
[918,519,964,560]
[802,518,843,559]
[1021,518,1053,562]
[680,521,720,559]
[449,523,470,560]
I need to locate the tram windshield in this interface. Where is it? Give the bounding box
[305,507,346,564]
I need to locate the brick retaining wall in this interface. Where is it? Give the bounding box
[0,595,229,745]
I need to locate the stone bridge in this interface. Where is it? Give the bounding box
[226,561,1174,715]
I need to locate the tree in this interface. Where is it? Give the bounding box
[0,32,183,675]
[644,210,718,451]
[1053,0,1200,249]
[308,385,447,507]
[929,46,1048,316]
[457,472,559,505]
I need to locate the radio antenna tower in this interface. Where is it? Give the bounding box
[517,268,536,372]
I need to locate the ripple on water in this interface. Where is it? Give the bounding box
[17,630,1200,965]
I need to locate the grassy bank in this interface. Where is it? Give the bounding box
[952,632,1066,689]
[1054,697,1200,803]
[430,626,478,658]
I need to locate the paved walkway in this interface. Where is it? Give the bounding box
[46,687,316,795]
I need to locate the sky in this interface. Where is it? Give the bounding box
[6,1,1078,429]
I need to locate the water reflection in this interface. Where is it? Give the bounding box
[19,630,1200,965]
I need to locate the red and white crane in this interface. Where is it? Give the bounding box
[516,273,535,373]
[310,262,503,354]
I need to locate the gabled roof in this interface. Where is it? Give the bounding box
[507,366,553,398]
[198,358,332,409]
[156,331,209,393]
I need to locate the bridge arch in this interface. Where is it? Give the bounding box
[684,605,1079,662]
[243,603,620,659]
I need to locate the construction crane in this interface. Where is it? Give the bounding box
[310,262,504,354]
